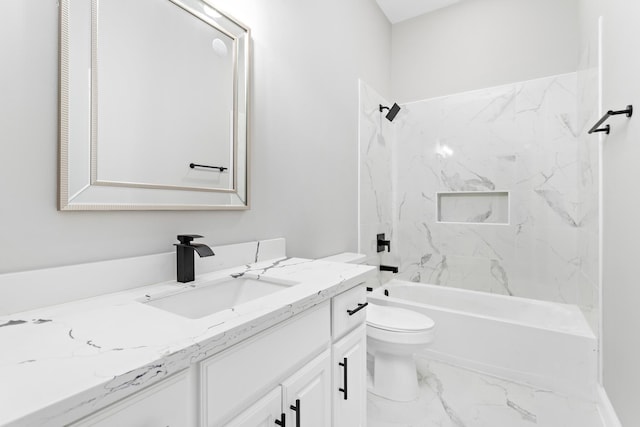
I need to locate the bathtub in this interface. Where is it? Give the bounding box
[368,280,597,399]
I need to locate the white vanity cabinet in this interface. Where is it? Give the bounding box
[203,284,369,427]
[332,325,367,427]
[225,387,282,427]
[331,285,368,427]
[226,350,332,427]
[65,284,368,427]
[201,302,331,426]
[69,370,192,427]
[281,349,332,426]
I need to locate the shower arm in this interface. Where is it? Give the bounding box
[379,103,401,122]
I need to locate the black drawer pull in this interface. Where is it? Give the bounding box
[339,357,348,400]
[275,413,286,426]
[347,302,368,316]
[290,399,300,426]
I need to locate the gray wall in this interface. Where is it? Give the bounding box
[602,1,640,424]
[0,0,390,274]
[391,0,580,102]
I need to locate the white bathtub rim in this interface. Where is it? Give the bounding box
[373,281,596,339]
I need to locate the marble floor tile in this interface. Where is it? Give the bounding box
[367,357,602,427]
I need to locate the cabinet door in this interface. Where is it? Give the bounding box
[69,370,191,427]
[225,386,283,427]
[201,302,330,426]
[332,324,367,427]
[282,349,331,427]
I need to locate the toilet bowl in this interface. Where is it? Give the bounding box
[319,252,436,402]
[367,303,435,401]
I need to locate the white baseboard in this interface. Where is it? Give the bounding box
[597,385,622,427]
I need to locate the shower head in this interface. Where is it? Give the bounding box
[379,103,401,122]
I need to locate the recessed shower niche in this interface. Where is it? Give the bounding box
[436,191,509,224]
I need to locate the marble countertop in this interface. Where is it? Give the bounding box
[0,257,375,427]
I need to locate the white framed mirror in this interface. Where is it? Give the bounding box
[59,0,250,210]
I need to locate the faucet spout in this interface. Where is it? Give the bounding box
[175,235,215,283]
[379,265,398,273]
[192,243,215,258]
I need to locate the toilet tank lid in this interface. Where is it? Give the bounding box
[319,252,367,264]
[367,304,435,332]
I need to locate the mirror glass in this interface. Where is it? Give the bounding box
[59,0,250,210]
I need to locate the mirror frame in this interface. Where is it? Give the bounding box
[58,0,251,210]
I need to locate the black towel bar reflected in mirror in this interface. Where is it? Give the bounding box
[189,163,228,172]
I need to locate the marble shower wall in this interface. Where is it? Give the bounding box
[388,73,598,317]
[358,80,398,287]
[576,8,601,332]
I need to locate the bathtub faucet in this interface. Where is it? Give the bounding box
[379,265,398,273]
[377,233,391,252]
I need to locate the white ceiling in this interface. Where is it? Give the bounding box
[375,0,461,24]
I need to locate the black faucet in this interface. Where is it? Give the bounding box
[379,265,398,273]
[175,235,215,283]
[377,233,391,253]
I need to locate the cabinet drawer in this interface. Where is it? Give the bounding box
[332,284,367,340]
[201,301,330,426]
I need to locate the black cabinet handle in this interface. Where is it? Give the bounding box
[338,357,348,400]
[347,302,368,316]
[275,413,286,426]
[289,399,300,426]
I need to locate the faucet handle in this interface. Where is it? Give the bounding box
[376,233,391,253]
[177,234,204,245]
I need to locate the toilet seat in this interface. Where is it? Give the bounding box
[366,304,435,345]
[367,303,434,332]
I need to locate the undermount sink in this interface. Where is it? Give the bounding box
[142,275,298,319]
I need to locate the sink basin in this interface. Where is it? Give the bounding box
[143,275,298,319]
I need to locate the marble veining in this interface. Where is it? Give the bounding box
[368,357,603,427]
[0,255,374,426]
[359,73,599,325]
[440,169,496,192]
[0,319,51,328]
[574,30,601,334]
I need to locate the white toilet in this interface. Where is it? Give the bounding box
[367,303,435,401]
[320,252,436,402]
